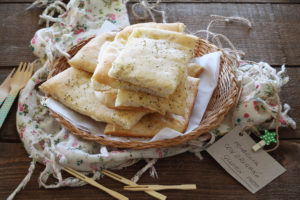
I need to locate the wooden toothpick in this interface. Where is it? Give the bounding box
[102,169,166,200]
[64,167,128,200]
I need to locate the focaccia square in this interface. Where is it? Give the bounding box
[187,63,204,78]
[39,67,148,129]
[114,22,185,42]
[114,64,204,115]
[97,63,203,115]
[104,77,200,137]
[108,28,198,97]
[94,89,153,112]
[91,23,188,95]
[115,75,188,116]
[68,32,116,73]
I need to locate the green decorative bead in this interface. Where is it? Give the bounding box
[260,130,277,145]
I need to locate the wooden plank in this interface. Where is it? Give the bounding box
[129,0,300,3]
[0,66,299,141]
[280,67,300,139]
[0,3,299,66]
[128,3,300,65]
[0,0,34,3]
[0,141,299,199]
[1,0,299,3]
[0,4,41,67]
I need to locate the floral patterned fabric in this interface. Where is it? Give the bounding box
[213,62,296,136]
[14,0,296,192]
[30,0,129,62]
[16,0,210,190]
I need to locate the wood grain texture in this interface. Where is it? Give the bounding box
[128,3,300,65]
[0,0,33,3]
[0,66,298,141]
[0,4,299,66]
[0,141,299,200]
[1,0,299,3]
[140,0,300,2]
[0,4,41,67]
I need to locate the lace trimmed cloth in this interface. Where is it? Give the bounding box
[8,0,296,199]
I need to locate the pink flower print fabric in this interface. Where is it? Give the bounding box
[30,0,129,62]
[213,62,296,136]
[233,100,271,126]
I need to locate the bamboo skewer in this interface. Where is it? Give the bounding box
[124,184,197,191]
[64,167,128,200]
[102,169,166,200]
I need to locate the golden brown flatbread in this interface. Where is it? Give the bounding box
[95,89,153,112]
[68,32,116,73]
[108,28,198,97]
[91,22,189,96]
[115,75,187,116]
[104,77,200,137]
[39,67,148,129]
[115,22,185,42]
[188,63,204,78]
[98,64,203,115]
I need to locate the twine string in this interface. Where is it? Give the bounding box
[6,160,36,200]
[38,1,67,27]
[128,0,166,23]
[266,86,280,152]
[131,158,158,183]
[239,86,281,152]
[190,15,251,61]
[206,15,252,40]
[241,125,262,138]
[231,76,244,128]
[188,132,216,160]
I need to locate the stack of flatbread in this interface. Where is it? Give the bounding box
[40,22,204,138]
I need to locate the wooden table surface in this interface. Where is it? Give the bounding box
[0,0,299,199]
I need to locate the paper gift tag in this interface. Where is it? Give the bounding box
[207,125,286,194]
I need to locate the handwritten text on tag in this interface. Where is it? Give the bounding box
[207,125,286,194]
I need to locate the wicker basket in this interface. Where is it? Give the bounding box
[48,37,239,149]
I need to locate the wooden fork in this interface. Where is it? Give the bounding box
[0,68,15,105]
[0,62,33,128]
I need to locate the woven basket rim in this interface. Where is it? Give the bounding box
[47,37,239,149]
